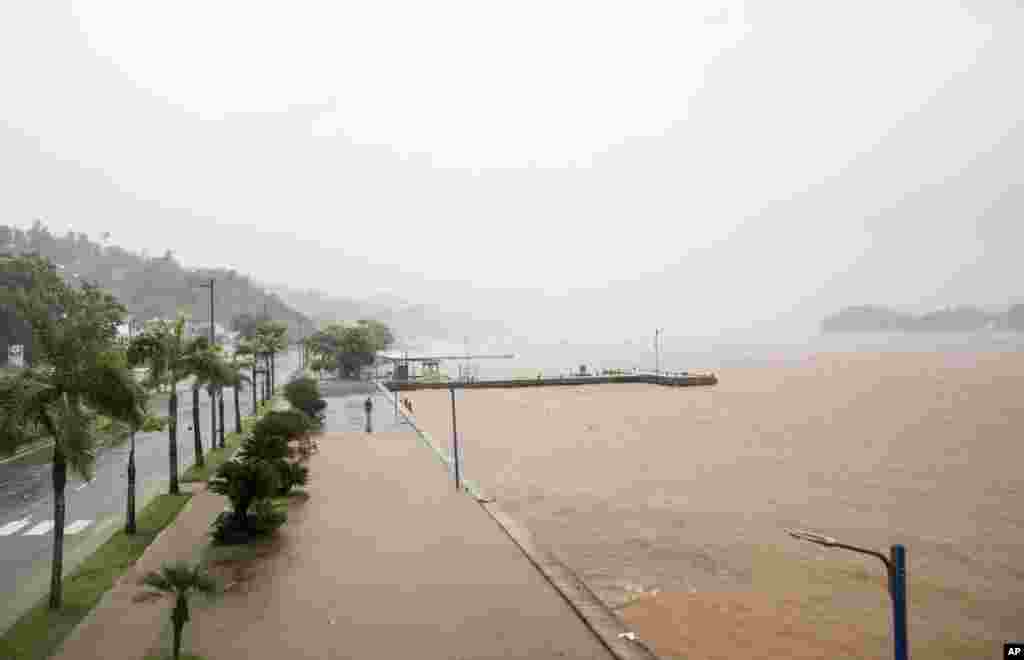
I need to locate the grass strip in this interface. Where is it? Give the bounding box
[0,493,192,660]
[181,401,283,484]
[181,431,245,483]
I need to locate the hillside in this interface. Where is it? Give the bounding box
[822,304,1024,332]
[259,281,511,344]
[1,220,509,358]
[1,220,313,342]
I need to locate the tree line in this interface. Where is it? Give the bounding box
[303,319,395,378]
[0,253,292,614]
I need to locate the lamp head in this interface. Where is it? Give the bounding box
[785,528,838,547]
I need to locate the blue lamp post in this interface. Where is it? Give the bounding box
[785,529,908,660]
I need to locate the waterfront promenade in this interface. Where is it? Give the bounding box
[51,395,628,660]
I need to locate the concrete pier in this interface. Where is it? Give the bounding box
[384,373,718,391]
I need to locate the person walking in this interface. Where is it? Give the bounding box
[364,396,373,433]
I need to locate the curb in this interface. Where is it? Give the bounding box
[481,502,660,660]
[374,380,658,659]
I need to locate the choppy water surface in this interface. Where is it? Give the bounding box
[409,349,1024,653]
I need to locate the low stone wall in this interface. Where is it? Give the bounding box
[384,373,718,391]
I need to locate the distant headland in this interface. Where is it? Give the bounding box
[822,305,1024,333]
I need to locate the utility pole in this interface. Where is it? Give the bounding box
[450,386,461,492]
[198,278,215,345]
[126,317,136,534]
[655,328,661,378]
[199,278,218,447]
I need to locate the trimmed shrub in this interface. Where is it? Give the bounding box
[237,430,310,495]
[209,460,280,522]
[208,460,286,545]
[238,430,290,463]
[283,377,327,426]
[283,462,309,492]
[247,500,287,535]
[253,409,313,443]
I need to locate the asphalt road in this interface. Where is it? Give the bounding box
[0,348,300,633]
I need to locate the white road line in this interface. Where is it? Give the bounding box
[24,520,54,536]
[64,520,93,535]
[0,517,32,536]
[75,481,92,491]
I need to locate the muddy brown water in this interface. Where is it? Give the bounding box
[409,351,1024,658]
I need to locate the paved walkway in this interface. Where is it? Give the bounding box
[53,397,615,660]
[184,426,614,659]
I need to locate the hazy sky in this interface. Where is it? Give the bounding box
[1,1,1020,340]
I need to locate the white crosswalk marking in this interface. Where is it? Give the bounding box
[24,520,54,536]
[64,520,92,535]
[0,518,32,536]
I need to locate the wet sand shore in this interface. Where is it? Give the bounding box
[409,351,1024,659]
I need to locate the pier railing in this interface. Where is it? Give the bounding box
[383,372,718,391]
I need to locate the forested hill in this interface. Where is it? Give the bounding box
[1,220,511,345]
[1,220,312,340]
[822,304,1024,332]
[259,282,511,345]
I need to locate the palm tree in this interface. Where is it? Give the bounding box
[127,316,203,495]
[186,339,224,460]
[227,355,253,435]
[142,561,218,660]
[125,383,154,535]
[191,382,202,467]
[255,321,288,396]
[218,384,226,447]
[246,332,273,404]
[234,339,258,415]
[204,380,217,451]
[207,349,236,449]
[0,257,145,609]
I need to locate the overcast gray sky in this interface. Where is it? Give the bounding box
[1,1,1020,341]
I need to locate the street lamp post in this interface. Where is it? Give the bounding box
[198,278,215,346]
[785,529,908,660]
[449,386,461,492]
[655,328,664,378]
[198,278,220,447]
[126,317,137,535]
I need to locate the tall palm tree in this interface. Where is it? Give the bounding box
[204,380,218,451]
[234,338,258,415]
[246,332,273,404]
[191,382,202,467]
[184,339,224,465]
[218,384,226,447]
[0,257,145,609]
[225,355,252,435]
[124,375,154,536]
[206,355,233,449]
[127,316,203,495]
[142,561,218,660]
[255,321,288,396]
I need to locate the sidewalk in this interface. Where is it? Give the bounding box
[184,427,616,660]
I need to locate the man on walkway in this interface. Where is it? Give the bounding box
[364,396,373,433]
